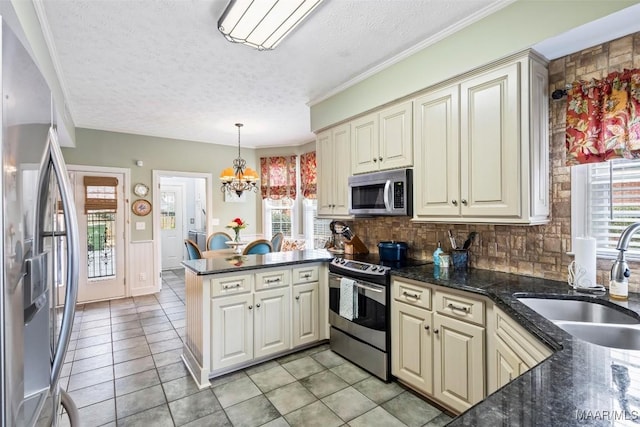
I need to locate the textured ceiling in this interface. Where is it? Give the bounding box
[40,0,510,148]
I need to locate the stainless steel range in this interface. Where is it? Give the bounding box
[328,255,428,381]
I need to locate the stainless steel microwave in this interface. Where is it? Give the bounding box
[348,169,412,216]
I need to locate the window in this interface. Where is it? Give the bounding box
[263,198,294,238]
[303,199,332,249]
[573,158,640,259]
[83,176,118,279]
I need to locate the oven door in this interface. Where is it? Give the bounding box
[328,273,387,351]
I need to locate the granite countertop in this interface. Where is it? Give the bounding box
[182,249,333,275]
[391,265,640,426]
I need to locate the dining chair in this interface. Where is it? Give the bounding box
[207,231,232,250]
[242,239,274,255]
[184,239,203,260]
[270,232,284,252]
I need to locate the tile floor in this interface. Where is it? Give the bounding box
[60,269,453,427]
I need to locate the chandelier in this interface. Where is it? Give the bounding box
[220,123,259,197]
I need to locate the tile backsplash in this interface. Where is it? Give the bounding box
[350,32,640,292]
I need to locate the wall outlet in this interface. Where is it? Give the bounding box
[139,272,146,281]
[136,222,146,230]
[190,218,194,224]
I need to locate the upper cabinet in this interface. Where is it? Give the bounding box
[317,123,351,217]
[351,101,413,174]
[413,51,549,225]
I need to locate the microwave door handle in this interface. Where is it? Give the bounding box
[46,128,80,388]
[383,180,392,212]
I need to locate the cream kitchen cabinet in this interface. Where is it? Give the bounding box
[487,305,552,394]
[351,101,413,174]
[391,278,485,414]
[317,123,351,217]
[413,50,549,224]
[292,265,320,347]
[211,285,290,370]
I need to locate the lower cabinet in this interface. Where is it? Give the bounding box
[292,281,319,347]
[211,293,254,370]
[433,313,484,411]
[254,287,291,359]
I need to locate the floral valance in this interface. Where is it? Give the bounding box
[566,69,640,165]
[260,156,296,200]
[300,151,317,199]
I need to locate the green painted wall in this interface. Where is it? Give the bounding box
[310,0,640,130]
[62,128,261,241]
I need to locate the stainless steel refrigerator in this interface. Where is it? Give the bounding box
[0,17,80,426]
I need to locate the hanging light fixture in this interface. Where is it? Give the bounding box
[218,0,323,51]
[220,123,259,197]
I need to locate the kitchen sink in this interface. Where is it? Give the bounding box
[554,321,640,350]
[517,297,640,325]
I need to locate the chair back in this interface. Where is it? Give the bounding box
[184,239,203,260]
[270,232,284,252]
[207,232,232,250]
[242,239,273,255]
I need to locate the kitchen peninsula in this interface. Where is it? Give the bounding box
[181,249,332,388]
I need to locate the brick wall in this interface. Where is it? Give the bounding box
[349,33,640,291]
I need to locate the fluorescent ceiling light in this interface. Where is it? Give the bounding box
[218,0,323,50]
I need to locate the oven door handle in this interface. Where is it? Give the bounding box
[354,282,384,293]
[383,180,392,212]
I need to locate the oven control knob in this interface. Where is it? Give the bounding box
[370,266,377,271]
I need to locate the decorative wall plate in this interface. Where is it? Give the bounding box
[133,183,149,197]
[132,199,152,216]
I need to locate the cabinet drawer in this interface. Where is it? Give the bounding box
[211,274,253,297]
[292,265,319,284]
[255,269,290,290]
[393,278,432,311]
[435,290,485,326]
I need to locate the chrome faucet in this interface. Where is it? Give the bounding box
[611,222,640,283]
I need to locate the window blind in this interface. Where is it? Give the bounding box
[84,176,118,213]
[588,159,640,255]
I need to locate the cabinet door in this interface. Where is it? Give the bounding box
[392,301,433,394]
[351,113,379,174]
[413,86,460,217]
[211,294,253,370]
[379,101,413,171]
[292,282,319,347]
[488,335,522,394]
[460,62,520,217]
[254,288,291,359]
[332,123,352,216]
[433,313,484,413]
[316,129,334,216]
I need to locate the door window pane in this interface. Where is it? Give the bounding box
[161,191,176,230]
[87,211,116,279]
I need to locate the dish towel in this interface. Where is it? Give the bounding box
[339,277,358,320]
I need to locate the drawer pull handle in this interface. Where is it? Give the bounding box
[265,278,281,284]
[447,303,468,313]
[223,283,241,289]
[303,274,311,279]
[402,291,420,300]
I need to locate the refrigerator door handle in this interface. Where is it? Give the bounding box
[37,128,79,388]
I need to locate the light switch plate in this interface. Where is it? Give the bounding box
[211,218,220,226]
[136,222,146,230]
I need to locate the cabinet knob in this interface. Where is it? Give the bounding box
[248,305,253,310]
[378,157,383,161]
[451,200,458,206]
[434,329,439,334]
[424,325,430,331]
[461,199,468,205]
[295,296,300,301]
[373,158,377,162]
[256,303,261,308]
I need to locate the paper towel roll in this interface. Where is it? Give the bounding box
[574,237,597,287]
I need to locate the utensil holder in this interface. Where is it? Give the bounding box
[452,249,469,269]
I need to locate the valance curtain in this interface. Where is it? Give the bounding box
[83,176,118,213]
[300,151,317,199]
[566,69,640,166]
[260,156,296,200]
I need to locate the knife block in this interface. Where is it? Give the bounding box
[344,235,369,254]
